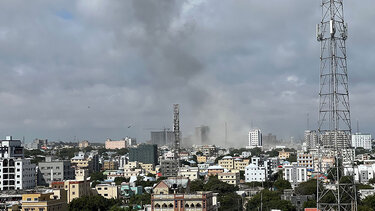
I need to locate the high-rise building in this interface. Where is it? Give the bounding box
[304,130,318,149]
[248,129,262,148]
[352,133,372,150]
[151,130,175,146]
[195,126,210,145]
[37,157,75,186]
[0,136,36,190]
[129,144,158,166]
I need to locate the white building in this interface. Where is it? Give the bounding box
[0,136,36,190]
[352,133,372,150]
[304,130,318,149]
[283,162,307,187]
[245,163,266,182]
[248,129,262,148]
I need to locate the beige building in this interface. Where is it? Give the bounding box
[79,140,90,149]
[218,156,234,170]
[197,156,207,163]
[21,190,68,211]
[140,163,154,173]
[218,172,240,186]
[95,184,119,199]
[51,179,92,203]
[105,138,126,149]
[234,158,250,171]
[279,150,291,160]
[207,166,225,177]
[178,166,199,181]
[151,191,218,211]
[103,161,118,170]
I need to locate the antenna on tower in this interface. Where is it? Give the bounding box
[316,0,357,210]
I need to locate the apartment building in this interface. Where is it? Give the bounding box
[218,172,240,186]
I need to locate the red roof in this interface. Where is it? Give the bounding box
[305,208,319,211]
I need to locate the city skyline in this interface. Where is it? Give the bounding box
[0,1,375,145]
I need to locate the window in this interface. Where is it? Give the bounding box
[104,194,108,196]
[27,198,32,201]
[34,198,38,201]
[72,192,75,195]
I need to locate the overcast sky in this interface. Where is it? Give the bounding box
[0,0,374,146]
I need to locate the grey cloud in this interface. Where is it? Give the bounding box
[0,0,373,146]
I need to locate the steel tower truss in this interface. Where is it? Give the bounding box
[173,104,180,164]
[316,0,357,210]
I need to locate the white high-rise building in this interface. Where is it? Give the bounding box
[248,129,262,148]
[0,136,36,190]
[352,133,372,150]
[304,130,318,149]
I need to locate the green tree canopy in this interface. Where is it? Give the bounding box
[246,190,295,211]
[69,195,120,211]
[274,179,292,192]
[295,179,318,195]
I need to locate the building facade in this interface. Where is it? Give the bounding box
[248,129,262,148]
[38,158,75,186]
[0,136,36,191]
[352,133,372,150]
[283,162,307,187]
[245,163,266,182]
[129,144,158,166]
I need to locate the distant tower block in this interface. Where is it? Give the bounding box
[173,104,180,162]
[316,0,357,210]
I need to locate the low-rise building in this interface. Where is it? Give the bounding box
[245,163,266,182]
[279,150,291,160]
[178,166,199,181]
[51,171,92,204]
[207,166,225,177]
[197,156,207,164]
[283,162,307,187]
[103,161,118,170]
[21,189,68,211]
[218,172,240,186]
[151,191,218,211]
[95,184,119,199]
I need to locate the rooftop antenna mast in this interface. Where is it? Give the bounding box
[316,0,357,210]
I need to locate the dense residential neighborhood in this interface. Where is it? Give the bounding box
[1,134,375,210]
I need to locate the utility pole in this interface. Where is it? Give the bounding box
[316,0,357,210]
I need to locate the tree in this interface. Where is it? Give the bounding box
[69,195,120,211]
[303,200,317,209]
[295,179,317,195]
[219,192,242,211]
[196,151,203,156]
[129,193,151,207]
[115,177,130,185]
[361,195,375,210]
[246,190,295,211]
[274,179,291,192]
[203,176,238,195]
[190,179,204,192]
[286,153,297,162]
[90,171,106,181]
[368,177,375,184]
